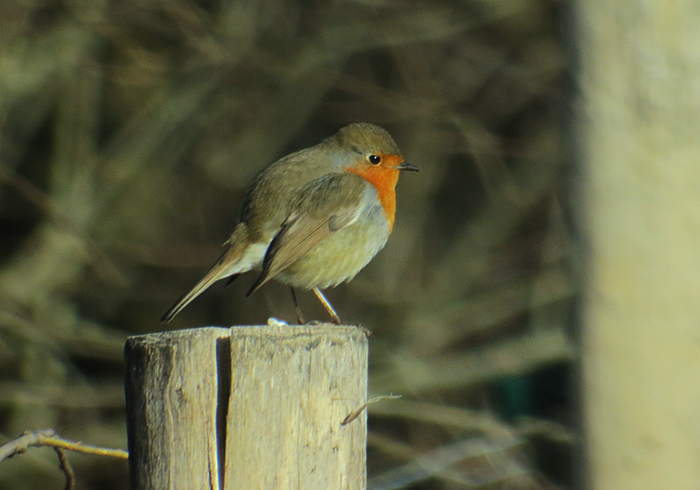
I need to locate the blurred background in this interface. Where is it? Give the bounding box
[0,0,573,488]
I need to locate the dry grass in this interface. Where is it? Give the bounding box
[0,0,572,488]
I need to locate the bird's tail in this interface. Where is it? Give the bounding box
[160,257,231,323]
[161,227,252,322]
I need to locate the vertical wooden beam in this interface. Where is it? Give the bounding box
[576,2,700,489]
[125,327,230,490]
[225,325,368,490]
[125,325,368,490]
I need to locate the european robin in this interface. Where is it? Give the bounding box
[161,122,418,324]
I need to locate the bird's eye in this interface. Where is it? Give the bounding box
[368,154,381,165]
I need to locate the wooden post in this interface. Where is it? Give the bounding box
[125,327,230,489]
[125,325,368,490]
[576,2,700,489]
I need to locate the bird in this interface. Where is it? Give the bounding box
[161,122,418,325]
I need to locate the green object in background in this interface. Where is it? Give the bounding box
[497,375,534,420]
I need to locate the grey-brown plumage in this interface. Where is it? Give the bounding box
[161,123,417,323]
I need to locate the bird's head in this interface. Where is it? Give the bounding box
[332,123,419,231]
[334,122,419,177]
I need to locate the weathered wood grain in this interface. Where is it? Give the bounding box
[125,327,230,490]
[224,325,368,490]
[125,325,368,490]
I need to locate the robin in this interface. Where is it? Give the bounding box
[161,122,418,324]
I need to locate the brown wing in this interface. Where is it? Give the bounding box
[247,173,366,295]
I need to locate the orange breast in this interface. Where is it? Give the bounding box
[344,154,401,232]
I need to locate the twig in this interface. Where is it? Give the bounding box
[342,395,402,425]
[54,447,76,490]
[0,164,126,285]
[367,437,526,490]
[0,429,128,488]
[0,429,129,461]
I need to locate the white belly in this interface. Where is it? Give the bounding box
[275,202,391,289]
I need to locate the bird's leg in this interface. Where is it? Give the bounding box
[290,287,305,325]
[312,288,342,325]
[311,288,373,337]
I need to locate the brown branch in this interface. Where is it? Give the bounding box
[53,447,76,490]
[0,165,125,285]
[0,428,128,468]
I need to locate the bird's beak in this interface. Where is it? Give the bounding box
[395,161,420,172]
